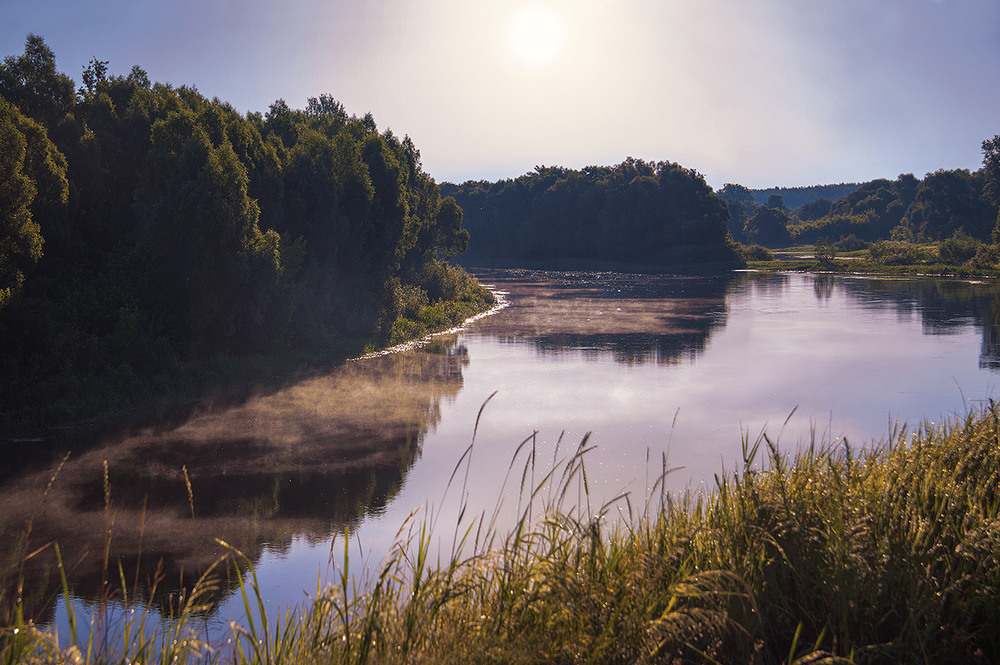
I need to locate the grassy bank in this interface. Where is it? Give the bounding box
[4,402,1000,663]
[745,242,1000,278]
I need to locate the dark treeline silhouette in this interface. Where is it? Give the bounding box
[0,35,488,430]
[440,158,741,268]
[748,183,861,210]
[721,147,1000,252]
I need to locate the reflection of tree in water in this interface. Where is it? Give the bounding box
[0,336,469,622]
[802,274,1000,370]
[476,270,736,365]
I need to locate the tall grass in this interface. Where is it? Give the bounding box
[4,402,1000,663]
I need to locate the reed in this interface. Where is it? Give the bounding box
[3,402,1000,663]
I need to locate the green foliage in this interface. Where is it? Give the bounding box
[744,204,792,247]
[833,233,867,251]
[0,34,75,129]
[813,237,836,265]
[738,243,774,261]
[443,158,739,267]
[937,230,981,265]
[0,34,484,430]
[868,240,928,265]
[0,97,66,307]
[906,169,993,240]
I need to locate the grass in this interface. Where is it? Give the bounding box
[4,401,1000,663]
[747,243,1000,278]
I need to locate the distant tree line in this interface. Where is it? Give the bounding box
[748,183,861,210]
[440,158,740,267]
[0,35,483,428]
[721,148,1000,253]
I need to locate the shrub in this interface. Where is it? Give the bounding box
[938,230,981,265]
[868,240,926,265]
[739,243,774,261]
[833,234,867,251]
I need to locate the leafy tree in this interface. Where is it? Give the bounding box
[432,196,469,259]
[797,197,832,221]
[0,98,68,304]
[0,106,42,304]
[744,205,792,247]
[907,169,992,241]
[135,109,280,353]
[765,193,786,209]
[445,159,737,266]
[0,35,75,129]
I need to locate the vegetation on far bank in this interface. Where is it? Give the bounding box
[442,158,743,269]
[4,402,1000,664]
[738,235,1000,278]
[0,35,492,434]
[721,136,1000,271]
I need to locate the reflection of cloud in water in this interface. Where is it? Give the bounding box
[0,336,469,621]
[471,269,735,364]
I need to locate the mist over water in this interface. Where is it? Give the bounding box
[4,269,999,635]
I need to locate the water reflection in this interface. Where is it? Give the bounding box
[0,336,469,622]
[801,275,1000,369]
[472,269,736,365]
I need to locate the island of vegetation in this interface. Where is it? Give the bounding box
[441,158,742,271]
[0,36,493,433]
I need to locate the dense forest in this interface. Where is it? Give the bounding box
[441,159,741,268]
[748,183,861,210]
[0,35,490,431]
[721,146,1000,255]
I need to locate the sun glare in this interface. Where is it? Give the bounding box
[505,4,568,69]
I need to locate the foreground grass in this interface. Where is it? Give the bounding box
[4,403,1000,664]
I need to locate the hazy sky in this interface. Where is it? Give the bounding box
[3,0,999,188]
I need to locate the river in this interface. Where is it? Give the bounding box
[3,268,999,639]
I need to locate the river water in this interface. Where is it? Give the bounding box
[3,269,1000,637]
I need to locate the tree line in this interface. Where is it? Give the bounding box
[721,143,1000,255]
[0,35,484,429]
[440,158,741,267]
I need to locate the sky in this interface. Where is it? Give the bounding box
[3,0,999,189]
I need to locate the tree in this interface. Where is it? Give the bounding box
[981,135,1000,209]
[0,97,67,305]
[766,193,786,209]
[908,169,992,241]
[136,109,280,353]
[0,108,41,305]
[79,57,109,99]
[744,205,792,247]
[0,34,75,129]
[433,196,469,259]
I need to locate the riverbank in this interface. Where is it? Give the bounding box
[747,242,1000,279]
[0,268,496,444]
[4,402,998,664]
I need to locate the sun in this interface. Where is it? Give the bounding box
[504,4,569,69]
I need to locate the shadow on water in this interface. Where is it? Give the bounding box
[0,335,470,623]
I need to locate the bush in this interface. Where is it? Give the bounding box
[868,240,926,265]
[814,238,836,265]
[833,234,867,251]
[938,231,981,265]
[739,243,774,261]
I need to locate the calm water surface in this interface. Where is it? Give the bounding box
[4,269,1000,637]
